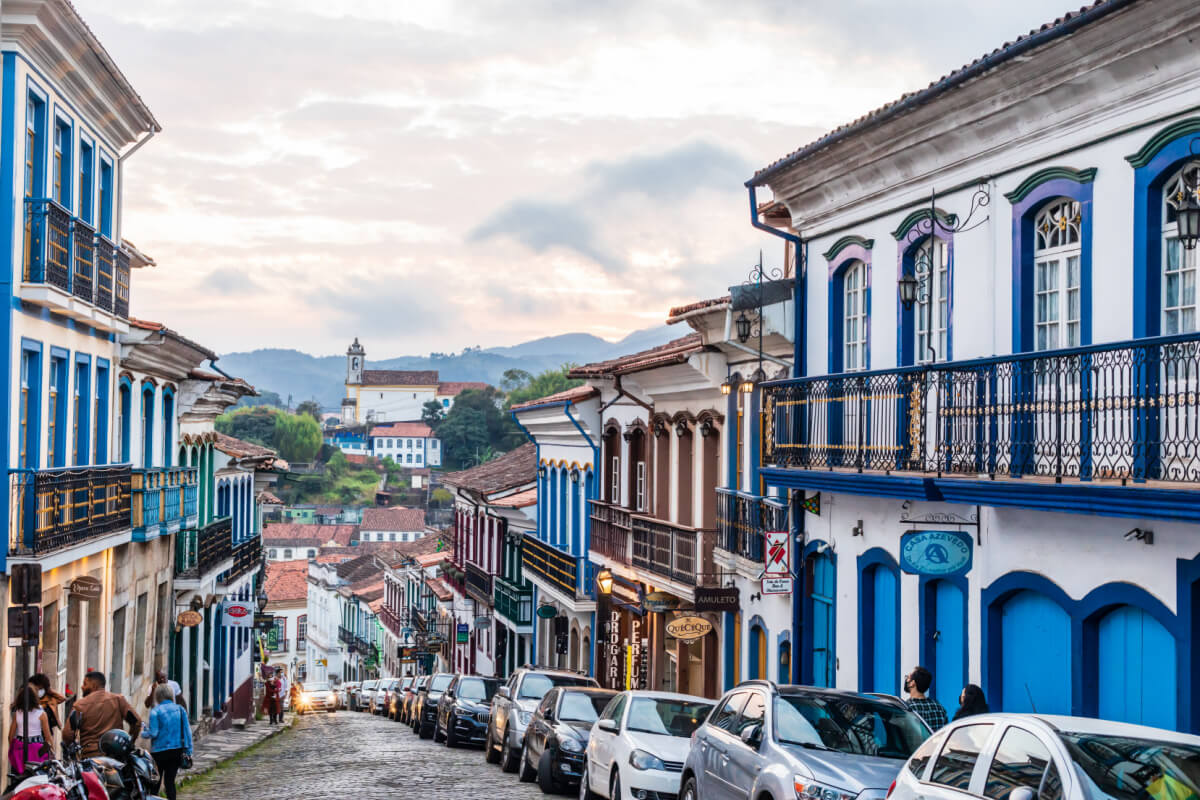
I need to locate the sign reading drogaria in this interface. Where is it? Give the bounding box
[665,616,713,642]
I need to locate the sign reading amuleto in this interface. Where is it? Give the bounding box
[693,586,740,613]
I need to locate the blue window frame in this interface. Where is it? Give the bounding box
[73,354,90,465]
[118,376,132,463]
[52,115,71,210]
[161,386,174,468]
[824,237,874,373]
[19,341,42,470]
[78,138,94,223]
[25,91,46,200]
[98,156,113,239]
[94,360,109,465]
[141,382,155,468]
[48,352,67,467]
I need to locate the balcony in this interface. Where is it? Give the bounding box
[379,605,403,637]
[630,516,711,586]
[338,626,355,648]
[132,466,198,541]
[589,500,631,565]
[465,561,493,606]
[297,639,307,653]
[715,489,788,563]
[219,536,262,586]
[22,198,131,327]
[9,464,131,558]
[269,639,289,653]
[175,517,234,581]
[494,575,533,626]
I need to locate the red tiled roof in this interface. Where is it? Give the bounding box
[667,295,731,322]
[128,317,163,331]
[383,533,453,567]
[215,433,278,462]
[510,384,597,411]
[258,491,284,505]
[425,578,452,602]
[361,370,439,387]
[264,560,309,603]
[345,454,370,465]
[568,334,705,379]
[263,522,359,546]
[369,422,434,438]
[490,488,537,508]
[441,443,536,494]
[361,507,426,532]
[438,381,490,396]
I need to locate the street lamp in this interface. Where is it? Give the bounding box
[596,569,614,595]
[256,588,269,613]
[897,272,919,309]
[1180,189,1200,250]
[734,311,752,344]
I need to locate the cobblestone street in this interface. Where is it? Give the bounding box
[180,710,547,800]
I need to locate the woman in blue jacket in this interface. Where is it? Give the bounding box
[140,683,193,800]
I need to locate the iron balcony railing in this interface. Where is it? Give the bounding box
[762,332,1200,485]
[220,535,262,584]
[269,639,289,653]
[589,500,632,565]
[493,575,533,625]
[23,199,129,318]
[715,489,788,562]
[464,561,493,605]
[630,515,711,586]
[379,605,403,637]
[297,639,307,653]
[338,626,355,647]
[132,466,198,536]
[9,464,132,556]
[175,516,234,577]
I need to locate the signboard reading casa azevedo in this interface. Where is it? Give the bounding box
[899,530,973,577]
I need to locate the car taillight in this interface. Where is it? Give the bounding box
[886,781,896,799]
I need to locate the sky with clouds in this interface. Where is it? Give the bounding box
[77,0,1063,357]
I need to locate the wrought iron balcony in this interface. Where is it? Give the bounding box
[175,517,234,578]
[22,199,130,319]
[297,639,307,653]
[761,332,1200,485]
[132,466,198,540]
[715,489,788,562]
[379,605,403,637]
[494,575,533,626]
[589,500,632,565]
[465,561,493,605]
[220,535,262,585]
[9,464,131,556]
[630,515,711,586]
[338,626,355,646]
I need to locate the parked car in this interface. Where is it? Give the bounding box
[891,713,1200,800]
[486,666,599,773]
[297,681,339,714]
[581,690,714,800]
[518,686,618,792]
[413,673,456,739]
[435,675,501,747]
[390,676,415,720]
[341,681,360,711]
[373,678,399,715]
[403,676,429,725]
[680,681,929,800]
[358,679,379,712]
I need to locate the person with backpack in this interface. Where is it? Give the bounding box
[140,683,193,800]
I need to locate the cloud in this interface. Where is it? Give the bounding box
[585,140,752,200]
[468,200,620,271]
[201,267,261,295]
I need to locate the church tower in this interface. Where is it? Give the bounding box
[347,338,365,385]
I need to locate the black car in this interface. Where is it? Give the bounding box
[413,672,456,739]
[519,686,618,793]
[435,675,500,747]
[403,675,428,725]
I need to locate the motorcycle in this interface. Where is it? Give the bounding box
[4,741,107,800]
[83,730,162,800]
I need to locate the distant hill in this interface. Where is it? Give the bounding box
[219,325,680,410]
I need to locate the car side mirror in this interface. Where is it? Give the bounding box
[497,686,511,699]
[1010,788,1036,800]
[597,719,618,733]
[740,723,763,748]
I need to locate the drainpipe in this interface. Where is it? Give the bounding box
[116,128,157,244]
[747,185,804,378]
[598,375,652,414]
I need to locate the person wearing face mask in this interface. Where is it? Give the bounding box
[27,673,66,737]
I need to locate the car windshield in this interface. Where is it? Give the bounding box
[559,692,612,722]
[457,678,499,702]
[626,698,714,737]
[775,694,928,759]
[400,678,413,689]
[1059,731,1200,800]
[362,681,377,690]
[429,675,453,692]
[304,683,330,692]
[519,674,596,700]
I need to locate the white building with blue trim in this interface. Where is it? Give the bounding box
[747,0,1200,730]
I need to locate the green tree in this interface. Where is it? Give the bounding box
[326,449,348,478]
[273,412,322,464]
[216,407,278,447]
[421,400,446,428]
[235,390,284,409]
[295,400,323,421]
[504,366,582,409]
[500,368,533,392]
[437,406,492,470]
[430,487,453,506]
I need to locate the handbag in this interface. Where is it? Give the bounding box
[177,706,193,770]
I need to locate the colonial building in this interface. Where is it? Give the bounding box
[360,507,426,543]
[263,560,308,683]
[368,421,442,467]
[340,338,487,425]
[748,0,1200,731]
[377,535,453,678]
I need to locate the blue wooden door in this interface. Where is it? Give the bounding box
[930,580,965,708]
[810,552,836,687]
[1098,605,1176,729]
[1001,590,1071,714]
[871,566,899,695]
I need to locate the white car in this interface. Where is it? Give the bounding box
[890,712,1200,800]
[581,690,715,800]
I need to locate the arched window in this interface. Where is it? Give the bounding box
[843,260,867,371]
[914,238,949,363]
[1033,199,1083,350]
[778,639,792,683]
[1162,164,1199,334]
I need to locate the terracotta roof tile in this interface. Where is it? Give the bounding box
[361,507,426,532]
[489,488,537,508]
[369,422,434,438]
[263,523,359,546]
[426,578,452,602]
[214,433,278,462]
[258,491,284,505]
[264,560,309,603]
[666,295,731,322]
[441,443,536,494]
[437,381,490,396]
[510,384,597,411]
[568,333,705,379]
[360,370,439,386]
[383,533,453,567]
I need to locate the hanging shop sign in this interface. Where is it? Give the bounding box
[762,577,793,595]
[456,623,469,644]
[221,600,255,628]
[254,613,276,630]
[642,591,679,614]
[665,616,713,642]
[473,616,492,631]
[68,576,103,601]
[176,610,203,628]
[694,586,740,613]
[764,530,792,578]
[535,604,559,620]
[899,530,973,577]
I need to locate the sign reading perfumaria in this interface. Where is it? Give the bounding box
[665,616,713,642]
[899,530,973,577]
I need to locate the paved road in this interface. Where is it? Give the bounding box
[180,709,548,800]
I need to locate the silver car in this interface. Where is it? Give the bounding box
[681,681,929,800]
[484,666,598,773]
[891,712,1200,800]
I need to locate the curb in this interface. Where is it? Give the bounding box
[178,715,296,786]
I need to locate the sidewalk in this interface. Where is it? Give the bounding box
[180,715,295,784]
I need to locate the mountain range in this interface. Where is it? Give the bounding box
[218,325,680,409]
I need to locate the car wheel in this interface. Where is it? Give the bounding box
[434,720,446,743]
[610,771,622,800]
[485,726,501,764]
[680,775,698,800]
[537,748,560,794]
[445,721,459,748]
[579,762,599,800]
[518,738,537,783]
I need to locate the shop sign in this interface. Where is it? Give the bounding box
[764,530,791,577]
[68,576,102,601]
[221,600,255,628]
[665,616,713,642]
[456,623,469,643]
[176,610,203,628]
[762,577,793,595]
[535,604,558,620]
[473,616,491,630]
[254,613,276,630]
[606,609,622,689]
[694,586,740,613]
[642,591,679,614]
[7,607,39,648]
[900,530,972,577]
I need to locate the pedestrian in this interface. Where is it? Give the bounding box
[145,670,185,710]
[140,683,193,800]
[262,669,283,725]
[62,671,143,759]
[7,686,52,777]
[952,684,990,720]
[903,666,948,731]
[27,674,66,737]
[288,681,301,714]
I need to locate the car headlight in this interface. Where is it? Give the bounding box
[795,778,856,800]
[301,693,311,702]
[559,737,583,753]
[629,749,666,771]
[517,710,533,725]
